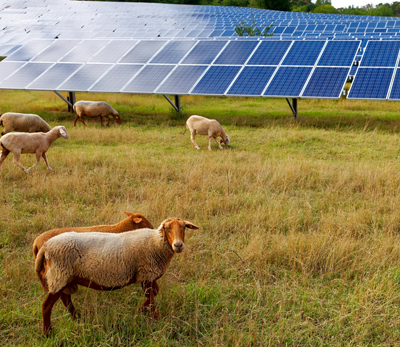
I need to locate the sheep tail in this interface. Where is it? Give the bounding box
[35,247,46,273]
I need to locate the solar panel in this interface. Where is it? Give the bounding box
[60,40,110,63]
[282,41,325,66]
[302,67,350,98]
[89,64,143,92]
[227,66,276,95]
[181,41,227,64]
[57,64,112,91]
[0,62,52,89]
[156,65,207,94]
[388,69,400,100]
[360,41,400,67]
[32,40,77,62]
[348,68,394,99]
[89,40,138,63]
[119,40,167,63]
[0,61,26,83]
[191,66,241,94]
[4,39,53,61]
[263,66,312,97]
[317,41,360,66]
[247,40,291,65]
[27,63,82,89]
[122,65,175,93]
[213,41,259,65]
[149,40,196,64]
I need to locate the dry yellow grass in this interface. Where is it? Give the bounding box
[1,91,400,345]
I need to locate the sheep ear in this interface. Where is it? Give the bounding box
[59,128,67,136]
[124,211,133,217]
[184,221,199,230]
[133,217,142,224]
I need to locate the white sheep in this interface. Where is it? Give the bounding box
[0,126,69,173]
[73,101,121,127]
[0,112,52,136]
[35,218,199,335]
[184,115,230,150]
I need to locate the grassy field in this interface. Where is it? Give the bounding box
[2,90,400,346]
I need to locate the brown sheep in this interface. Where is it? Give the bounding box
[35,218,199,335]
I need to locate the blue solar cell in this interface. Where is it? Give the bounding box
[28,63,82,90]
[156,65,207,94]
[0,62,25,83]
[181,41,227,64]
[388,69,400,100]
[361,41,400,67]
[60,40,110,63]
[119,40,167,63]
[214,41,259,65]
[191,66,241,95]
[122,65,175,93]
[90,64,144,92]
[0,62,52,89]
[227,66,276,95]
[4,40,53,61]
[89,40,138,63]
[318,41,360,66]
[302,67,349,98]
[32,40,77,62]
[58,64,112,91]
[247,41,291,65]
[150,40,196,64]
[263,66,312,97]
[282,41,325,66]
[348,68,393,99]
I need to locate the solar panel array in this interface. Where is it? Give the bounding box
[0,38,360,99]
[0,0,399,100]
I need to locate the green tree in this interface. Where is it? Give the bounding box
[313,4,339,13]
[366,4,394,16]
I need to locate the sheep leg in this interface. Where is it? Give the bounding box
[25,151,42,172]
[12,151,29,173]
[42,152,52,171]
[60,293,78,320]
[0,147,10,169]
[105,116,111,126]
[214,137,223,150]
[100,116,104,127]
[190,132,200,150]
[42,291,63,336]
[139,281,159,319]
[73,114,80,127]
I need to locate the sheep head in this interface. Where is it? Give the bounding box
[220,134,230,146]
[56,126,69,139]
[161,218,199,253]
[113,111,122,124]
[123,211,154,229]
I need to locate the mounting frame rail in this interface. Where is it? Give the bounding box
[286,98,298,119]
[54,91,76,113]
[163,95,181,114]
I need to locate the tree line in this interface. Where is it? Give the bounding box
[89,0,400,16]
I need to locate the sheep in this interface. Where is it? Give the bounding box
[183,115,230,150]
[0,112,52,136]
[73,101,121,127]
[0,125,68,173]
[33,211,154,259]
[35,218,199,335]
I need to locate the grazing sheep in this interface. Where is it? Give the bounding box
[33,211,154,259]
[0,125,68,173]
[0,112,52,136]
[184,115,230,150]
[35,218,199,335]
[73,101,121,127]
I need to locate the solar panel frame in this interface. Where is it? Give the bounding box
[347,67,394,100]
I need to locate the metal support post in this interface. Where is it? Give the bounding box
[163,94,181,114]
[67,91,76,113]
[174,95,181,114]
[285,98,298,119]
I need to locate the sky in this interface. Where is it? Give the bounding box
[332,0,385,8]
